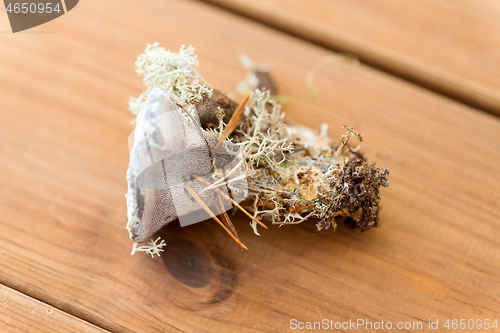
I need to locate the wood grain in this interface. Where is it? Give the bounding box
[203,0,500,116]
[0,285,108,333]
[0,0,499,332]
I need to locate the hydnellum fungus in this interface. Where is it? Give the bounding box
[126,43,389,257]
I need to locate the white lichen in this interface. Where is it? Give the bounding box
[131,237,166,258]
[128,43,213,116]
[235,90,293,171]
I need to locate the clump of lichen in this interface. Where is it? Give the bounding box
[128,43,213,116]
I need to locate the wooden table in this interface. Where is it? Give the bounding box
[1,0,499,332]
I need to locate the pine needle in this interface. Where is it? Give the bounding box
[212,94,250,154]
[183,181,248,250]
[192,173,268,229]
[214,194,240,240]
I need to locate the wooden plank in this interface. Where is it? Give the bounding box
[0,284,108,333]
[0,0,499,332]
[203,0,500,116]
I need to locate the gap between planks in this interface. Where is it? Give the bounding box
[200,0,500,117]
[0,283,112,333]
